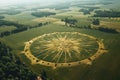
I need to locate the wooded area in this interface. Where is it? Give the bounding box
[94,10,120,17]
[0,42,37,80]
[31,12,56,17]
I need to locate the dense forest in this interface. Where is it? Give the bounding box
[92,19,100,25]
[31,12,56,17]
[79,7,99,15]
[94,10,120,17]
[98,27,119,34]
[61,18,77,26]
[0,42,37,80]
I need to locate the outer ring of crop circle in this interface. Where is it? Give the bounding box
[23,32,107,69]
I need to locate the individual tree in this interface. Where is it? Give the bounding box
[61,18,77,26]
[92,19,100,25]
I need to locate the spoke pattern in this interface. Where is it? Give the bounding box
[30,32,99,63]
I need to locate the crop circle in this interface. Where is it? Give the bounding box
[23,32,106,68]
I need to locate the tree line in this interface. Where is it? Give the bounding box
[0,20,48,37]
[31,11,56,17]
[97,27,119,34]
[76,25,118,34]
[94,10,120,17]
[61,18,118,34]
[79,7,99,15]
[92,19,118,33]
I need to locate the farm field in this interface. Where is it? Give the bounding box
[0,0,120,80]
[0,26,16,33]
[3,11,39,26]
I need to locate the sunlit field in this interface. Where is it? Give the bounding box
[0,0,120,80]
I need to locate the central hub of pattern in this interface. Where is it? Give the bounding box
[44,37,80,54]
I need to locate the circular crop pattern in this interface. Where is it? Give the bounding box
[23,32,107,69]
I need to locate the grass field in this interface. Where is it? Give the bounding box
[1,22,120,80]
[0,0,120,80]
[0,26,16,33]
[4,11,39,26]
[100,20,120,31]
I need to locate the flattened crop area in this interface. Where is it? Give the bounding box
[23,32,107,69]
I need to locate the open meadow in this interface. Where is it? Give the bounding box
[0,0,120,80]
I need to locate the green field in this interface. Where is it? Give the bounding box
[0,26,16,33]
[1,23,120,80]
[4,11,39,26]
[0,0,120,80]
